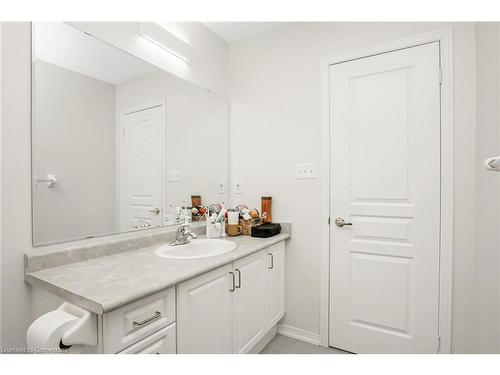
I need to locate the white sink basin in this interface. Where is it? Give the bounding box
[155,239,238,260]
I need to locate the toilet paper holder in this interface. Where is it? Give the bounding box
[27,301,97,351]
[57,302,97,348]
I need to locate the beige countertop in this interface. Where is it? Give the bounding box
[25,231,290,315]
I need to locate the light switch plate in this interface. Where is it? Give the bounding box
[295,163,317,179]
[234,183,243,194]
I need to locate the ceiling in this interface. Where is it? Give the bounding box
[203,22,292,44]
[34,22,158,85]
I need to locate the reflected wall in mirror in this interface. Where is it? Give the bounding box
[32,22,229,245]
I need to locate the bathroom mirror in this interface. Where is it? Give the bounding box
[31,22,229,246]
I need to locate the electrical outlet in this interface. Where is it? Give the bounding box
[218,183,225,194]
[235,183,243,194]
[168,170,181,182]
[295,163,317,179]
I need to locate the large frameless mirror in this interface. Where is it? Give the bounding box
[31,22,229,245]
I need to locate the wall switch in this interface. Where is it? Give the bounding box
[168,170,181,182]
[235,183,243,194]
[295,163,317,179]
[218,183,225,194]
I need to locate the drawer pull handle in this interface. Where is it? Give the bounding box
[235,269,241,288]
[268,253,274,269]
[229,271,236,292]
[133,311,162,326]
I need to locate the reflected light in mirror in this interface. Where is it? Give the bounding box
[139,22,191,64]
[157,22,191,45]
[134,36,191,76]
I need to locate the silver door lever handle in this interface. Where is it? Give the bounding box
[335,217,353,227]
[149,208,160,215]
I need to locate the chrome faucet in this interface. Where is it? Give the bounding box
[170,223,198,246]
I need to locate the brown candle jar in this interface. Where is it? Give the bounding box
[191,195,201,207]
[261,196,272,223]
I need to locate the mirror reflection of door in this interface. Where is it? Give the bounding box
[119,102,165,231]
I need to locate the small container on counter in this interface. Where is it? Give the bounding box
[261,196,272,223]
[191,195,201,208]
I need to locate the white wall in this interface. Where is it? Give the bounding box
[0,22,33,349]
[229,22,478,353]
[69,22,229,98]
[33,60,117,244]
[115,69,229,219]
[0,21,229,349]
[0,22,3,347]
[475,22,500,353]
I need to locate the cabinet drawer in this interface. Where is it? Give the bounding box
[119,323,176,354]
[103,288,176,353]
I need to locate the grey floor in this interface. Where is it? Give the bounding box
[261,334,350,354]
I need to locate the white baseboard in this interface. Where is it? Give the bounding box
[251,325,278,354]
[277,324,320,346]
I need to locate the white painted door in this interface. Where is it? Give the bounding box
[120,103,164,230]
[265,242,285,330]
[177,265,233,354]
[329,42,441,353]
[233,252,266,354]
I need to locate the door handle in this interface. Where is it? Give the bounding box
[268,253,274,269]
[235,269,241,288]
[149,208,160,215]
[229,271,235,292]
[335,217,352,227]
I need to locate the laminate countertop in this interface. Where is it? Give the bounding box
[25,231,290,315]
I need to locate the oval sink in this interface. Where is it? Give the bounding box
[155,239,238,260]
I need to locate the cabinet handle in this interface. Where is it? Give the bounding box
[229,271,235,292]
[268,253,274,269]
[235,269,241,288]
[133,311,161,326]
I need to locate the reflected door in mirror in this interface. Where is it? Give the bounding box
[120,103,165,230]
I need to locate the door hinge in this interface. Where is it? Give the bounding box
[437,336,441,353]
[328,217,331,225]
[438,69,443,85]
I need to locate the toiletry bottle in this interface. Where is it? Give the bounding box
[217,207,227,237]
[261,196,272,223]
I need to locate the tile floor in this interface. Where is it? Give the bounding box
[261,334,351,354]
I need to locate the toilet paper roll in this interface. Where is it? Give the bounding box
[27,310,80,353]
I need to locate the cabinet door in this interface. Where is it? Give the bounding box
[177,265,233,353]
[265,242,285,329]
[233,252,266,354]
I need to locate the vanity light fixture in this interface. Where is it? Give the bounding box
[139,22,191,64]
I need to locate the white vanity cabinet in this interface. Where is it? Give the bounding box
[177,264,234,353]
[232,251,267,353]
[264,241,286,329]
[93,241,285,354]
[177,241,286,354]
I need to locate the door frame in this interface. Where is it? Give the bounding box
[118,99,166,230]
[319,28,454,353]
